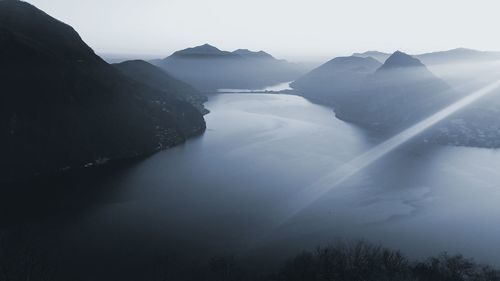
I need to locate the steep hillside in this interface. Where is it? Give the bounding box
[114,60,208,114]
[0,0,205,181]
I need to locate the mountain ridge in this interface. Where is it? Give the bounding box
[155,44,305,91]
[0,0,206,182]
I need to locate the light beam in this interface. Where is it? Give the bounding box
[249,78,500,250]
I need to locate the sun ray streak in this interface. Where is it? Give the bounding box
[246,78,500,251]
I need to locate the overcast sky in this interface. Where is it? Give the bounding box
[25,0,500,62]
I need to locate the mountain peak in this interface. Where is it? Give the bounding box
[0,0,98,62]
[169,44,241,59]
[174,44,220,54]
[379,51,425,70]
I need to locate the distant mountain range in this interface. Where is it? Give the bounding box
[0,0,206,181]
[153,44,306,91]
[416,48,500,65]
[291,51,459,130]
[292,50,500,148]
[354,47,500,94]
[353,48,500,65]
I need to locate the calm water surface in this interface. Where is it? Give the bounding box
[8,93,500,265]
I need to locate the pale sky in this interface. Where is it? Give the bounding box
[24,0,500,62]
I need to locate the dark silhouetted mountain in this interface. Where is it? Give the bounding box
[0,1,205,182]
[154,44,305,91]
[352,51,391,63]
[290,56,381,106]
[337,51,459,131]
[113,60,208,114]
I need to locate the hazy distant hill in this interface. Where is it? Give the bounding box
[352,51,391,63]
[416,48,500,65]
[415,48,500,93]
[233,49,275,59]
[290,56,381,106]
[0,0,205,181]
[353,48,500,66]
[113,60,208,114]
[336,51,459,131]
[154,44,305,91]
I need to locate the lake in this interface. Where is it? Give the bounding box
[3,93,500,270]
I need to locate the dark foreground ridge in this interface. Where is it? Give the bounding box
[1,230,498,281]
[0,1,206,182]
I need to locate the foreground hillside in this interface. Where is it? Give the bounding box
[0,1,206,182]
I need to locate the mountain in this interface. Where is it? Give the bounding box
[169,43,240,59]
[295,50,500,147]
[352,51,391,63]
[353,48,500,66]
[113,60,208,114]
[415,48,500,92]
[232,49,274,59]
[378,51,425,69]
[290,56,382,106]
[0,0,205,182]
[154,44,305,91]
[335,52,460,132]
[416,48,500,65]
[353,48,500,91]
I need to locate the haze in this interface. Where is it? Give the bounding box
[23,0,500,61]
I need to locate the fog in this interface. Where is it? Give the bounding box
[23,0,500,62]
